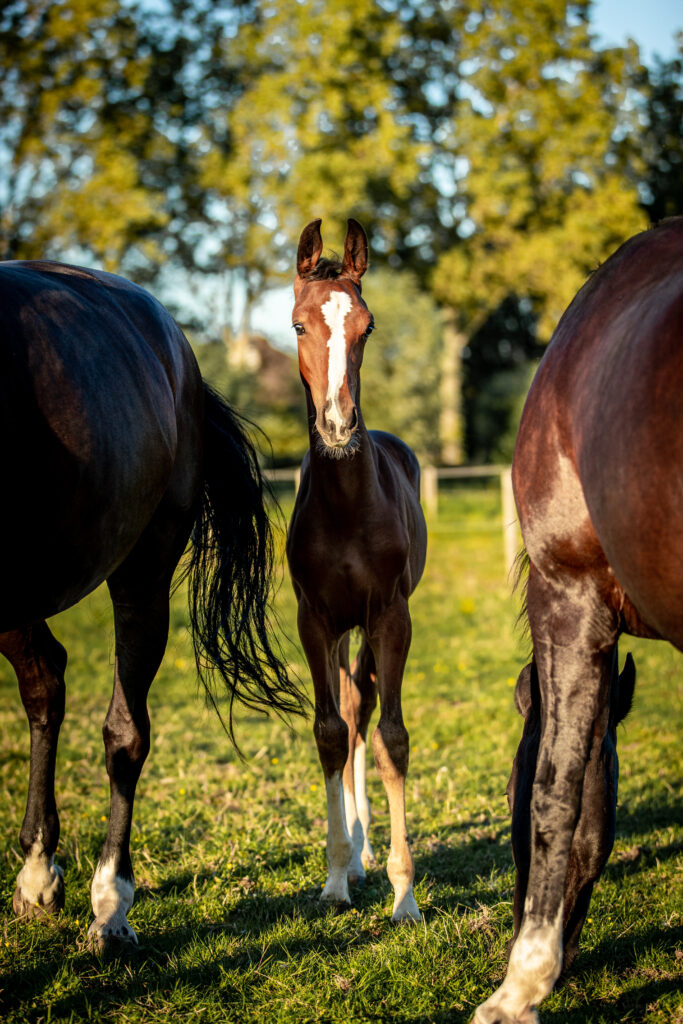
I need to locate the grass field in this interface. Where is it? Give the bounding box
[1,487,681,1023]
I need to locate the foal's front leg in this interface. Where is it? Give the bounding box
[298,603,353,905]
[340,636,377,882]
[1,624,66,917]
[370,598,420,922]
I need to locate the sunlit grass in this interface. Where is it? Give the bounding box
[0,489,681,1022]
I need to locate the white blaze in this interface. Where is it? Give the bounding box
[321,291,352,431]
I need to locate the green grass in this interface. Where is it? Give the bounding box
[1,489,681,1023]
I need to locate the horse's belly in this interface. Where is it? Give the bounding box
[0,421,177,631]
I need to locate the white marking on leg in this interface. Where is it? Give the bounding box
[343,781,366,883]
[89,856,137,943]
[473,907,563,1023]
[321,291,352,434]
[353,739,375,867]
[15,831,64,909]
[321,770,352,904]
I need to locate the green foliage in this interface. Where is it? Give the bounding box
[356,268,442,463]
[427,2,648,338]
[2,1,680,462]
[0,491,681,1022]
[638,46,683,223]
[190,335,308,466]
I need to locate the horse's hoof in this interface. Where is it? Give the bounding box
[87,916,139,954]
[12,889,64,919]
[13,861,64,919]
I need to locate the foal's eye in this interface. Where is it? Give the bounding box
[362,321,374,340]
[293,323,305,336]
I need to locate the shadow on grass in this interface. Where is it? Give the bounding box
[616,791,683,836]
[0,902,389,1022]
[544,978,682,1023]
[2,899,681,1024]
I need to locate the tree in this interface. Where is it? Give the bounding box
[2,0,668,466]
[0,1,164,267]
[638,45,683,223]
[358,268,442,463]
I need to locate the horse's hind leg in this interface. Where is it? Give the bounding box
[0,624,66,917]
[89,509,193,949]
[370,598,420,923]
[339,635,377,882]
[475,564,617,1024]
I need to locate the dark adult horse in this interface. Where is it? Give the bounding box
[475,216,683,1022]
[287,220,427,920]
[0,260,303,948]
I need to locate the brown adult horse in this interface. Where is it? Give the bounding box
[286,219,427,920]
[0,260,303,949]
[475,216,683,1023]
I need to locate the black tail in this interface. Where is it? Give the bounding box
[187,383,307,741]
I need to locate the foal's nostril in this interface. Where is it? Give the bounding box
[349,407,358,432]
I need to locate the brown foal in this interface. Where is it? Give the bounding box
[286,219,427,920]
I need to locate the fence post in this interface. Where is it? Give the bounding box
[294,466,301,494]
[422,465,438,519]
[500,467,518,578]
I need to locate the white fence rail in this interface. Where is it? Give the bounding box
[265,464,520,577]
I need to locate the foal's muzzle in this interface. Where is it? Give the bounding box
[316,404,358,453]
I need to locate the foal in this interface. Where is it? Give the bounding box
[286,219,427,921]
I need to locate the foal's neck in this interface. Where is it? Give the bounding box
[307,401,377,501]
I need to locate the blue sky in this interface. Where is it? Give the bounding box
[592,0,681,61]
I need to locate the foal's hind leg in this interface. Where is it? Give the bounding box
[0,624,66,917]
[475,564,617,1024]
[89,510,192,949]
[370,598,420,922]
[339,636,377,882]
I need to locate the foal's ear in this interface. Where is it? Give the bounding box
[297,219,323,279]
[341,218,368,284]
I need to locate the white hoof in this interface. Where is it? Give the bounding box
[391,891,421,923]
[88,910,138,951]
[473,996,539,1024]
[347,851,366,886]
[14,859,64,917]
[321,871,351,906]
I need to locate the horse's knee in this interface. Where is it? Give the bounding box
[102,710,150,783]
[372,717,409,778]
[314,711,348,776]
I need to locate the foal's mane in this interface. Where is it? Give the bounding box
[305,255,344,281]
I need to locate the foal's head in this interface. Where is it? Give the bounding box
[292,218,374,456]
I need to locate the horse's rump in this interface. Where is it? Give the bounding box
[0,260,202,627]
[514,218,683,644]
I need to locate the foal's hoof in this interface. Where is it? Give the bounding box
[473,1002,539,1024]
[391,892,421,923]
[321,895,352,915]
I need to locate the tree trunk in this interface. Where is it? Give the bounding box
[439,309,466,465]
